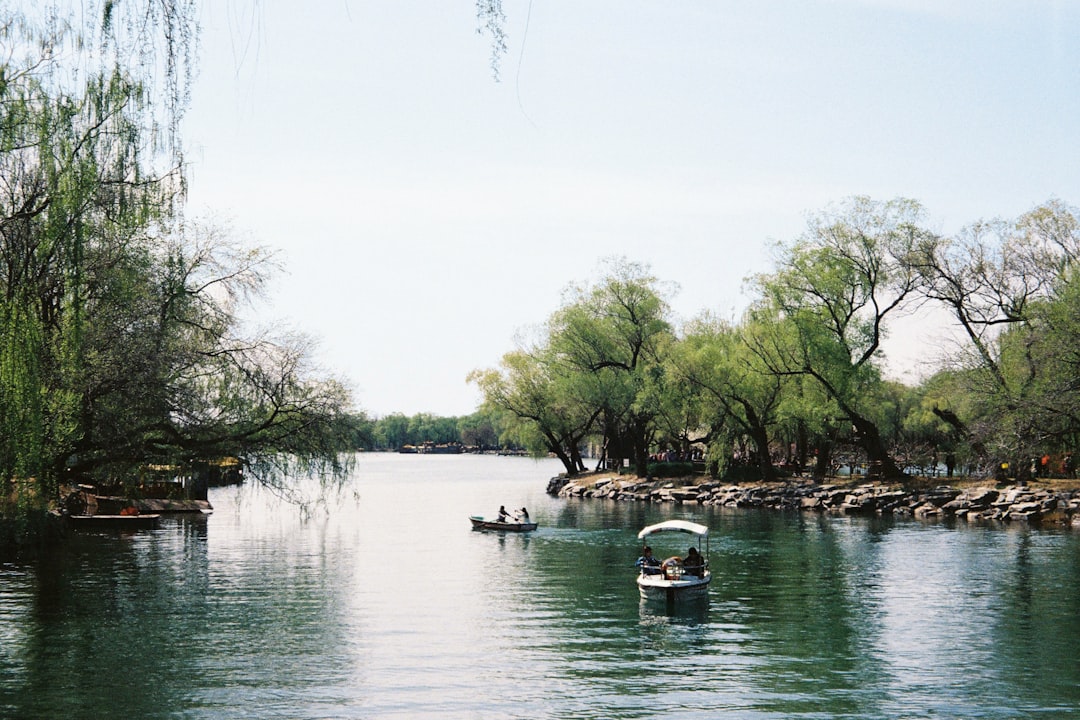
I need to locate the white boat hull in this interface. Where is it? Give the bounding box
[637,571,711,602]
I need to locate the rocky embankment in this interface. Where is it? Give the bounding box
[547,474,1080,528]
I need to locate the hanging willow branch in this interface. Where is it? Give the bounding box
[475,0,507,80]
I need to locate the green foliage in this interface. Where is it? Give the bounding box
[464,198,1080,482]
[470,258,676,476]
[911,199,1080,467]
[743,197,933,478]
[646,461,695,479]
[457,408,502,450]
[468,345,595,473]
[0,4,183,498]
[0,3,355,523]
[361,410,509,452]
[670,313,786,480]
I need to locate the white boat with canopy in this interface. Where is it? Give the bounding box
[635,520,711,603]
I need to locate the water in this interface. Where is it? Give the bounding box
[3,454,1080,719]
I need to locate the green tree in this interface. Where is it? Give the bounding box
[749,197,929,479]
[912,200,1080,464]
[548,259,674,476]
[374,413,411,450]
[342,413,375,450]
[647,344,713,461]
[469,348,596,476]
[458,409,501,450]
[672,314,783,481]
[58,219,354,489]
[0,3,354,520]
[1023,274,1080,451]
[0,2,194,503]
[404,413,460,445]
[897,372,975,476]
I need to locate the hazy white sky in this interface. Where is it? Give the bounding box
[183,1,1080,417]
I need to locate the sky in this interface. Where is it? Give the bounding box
[182,0,1080,418]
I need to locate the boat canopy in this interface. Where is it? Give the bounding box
[637,520,709,539]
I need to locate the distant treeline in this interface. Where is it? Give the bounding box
[345,409,519,453]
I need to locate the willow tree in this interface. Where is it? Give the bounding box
[749,197,930,480]
[64,219,354,487]
[1021,269,1080,450]
[469,348,596,476]
[0,2,195,506]
[671,314,783,481]
[547,259,675,476]
[470,260,674,477]
[646,344,714,463]
[1,3,354,521]
[911,200,1080,463]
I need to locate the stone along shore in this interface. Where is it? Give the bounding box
[547,474,1080,528]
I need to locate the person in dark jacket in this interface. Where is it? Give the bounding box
[636,546,662,575]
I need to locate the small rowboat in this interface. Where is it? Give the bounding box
[469,516,537,532]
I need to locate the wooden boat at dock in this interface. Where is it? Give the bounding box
[67,513,161,531]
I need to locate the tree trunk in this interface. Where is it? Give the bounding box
[544,432,578,477]
[634,444,650,478]
[932,405,987,458]
[744,405,777,482]
[594,441,607,472]
[569,439,587,474]
[813,440,833,482]
[796,421,809,474]
[853,415,905,479]
[629,416,653,477]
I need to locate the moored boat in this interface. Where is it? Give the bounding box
[636,519,711,603]
[469,516,538,532]
[68,513,161,530]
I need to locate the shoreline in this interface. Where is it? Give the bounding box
[547,473,1080,528]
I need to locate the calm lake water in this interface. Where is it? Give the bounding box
[3,453,1080,719]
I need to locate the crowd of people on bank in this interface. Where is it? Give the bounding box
[995,452,1076,482]
[1032,452,1075,478]
[649,448,705,463]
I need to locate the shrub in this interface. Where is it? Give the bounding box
[647,461,696,478]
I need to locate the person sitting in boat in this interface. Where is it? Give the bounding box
[636,546,662,575]
[516,507,529,522]
[683,546,704,577]
[497,505,511,523]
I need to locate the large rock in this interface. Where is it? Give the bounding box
[546,476,571,495]
[669,487,702,503]
[961,487,999,508]
[1006,501,1043,521]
